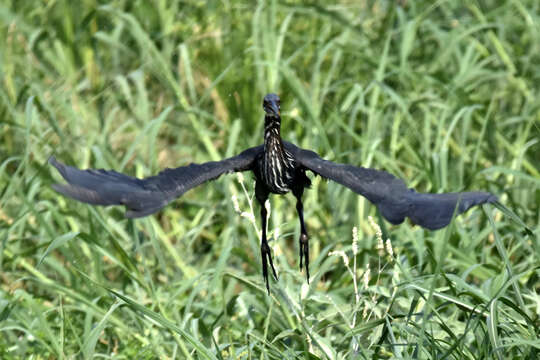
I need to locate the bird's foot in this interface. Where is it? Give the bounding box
[298,233,310,283]
[261,241,278,294]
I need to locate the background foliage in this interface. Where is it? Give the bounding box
[1,0,539,358]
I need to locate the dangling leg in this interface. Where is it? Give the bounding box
[293,187,310,283]
[256,183,277,294]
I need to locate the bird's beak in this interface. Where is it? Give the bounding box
[267,101,280,117]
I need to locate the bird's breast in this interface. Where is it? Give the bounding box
[259,145,297,194]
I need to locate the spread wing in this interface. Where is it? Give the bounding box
[50,145,263,218]
[285,142,496,230]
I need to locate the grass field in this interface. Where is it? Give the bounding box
[1,0,539,358]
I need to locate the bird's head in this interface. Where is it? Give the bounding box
[263,93,280,118]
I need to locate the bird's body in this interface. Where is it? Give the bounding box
[256,126,296,194]
[50,93,497,292]
[254,93,309,195]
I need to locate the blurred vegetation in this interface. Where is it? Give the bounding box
[1,0,539,358]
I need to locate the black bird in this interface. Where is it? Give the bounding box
[49,93,497,292]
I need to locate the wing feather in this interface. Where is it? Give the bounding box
[50,145,263,218]
[285,142,496,230]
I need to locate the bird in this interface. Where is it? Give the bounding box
[49,93,497,293]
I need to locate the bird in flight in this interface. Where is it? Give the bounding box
[50,93,497,292]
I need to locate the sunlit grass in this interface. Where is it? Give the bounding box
[1,0,539,358]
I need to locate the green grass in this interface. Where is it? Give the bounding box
[1,0,539,358]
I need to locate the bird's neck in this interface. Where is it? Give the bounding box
[264,115,283,151]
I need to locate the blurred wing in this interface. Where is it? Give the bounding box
[285,142,496,230]
[50,145,263,218]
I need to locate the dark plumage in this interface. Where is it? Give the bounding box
[50,93,497,292]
